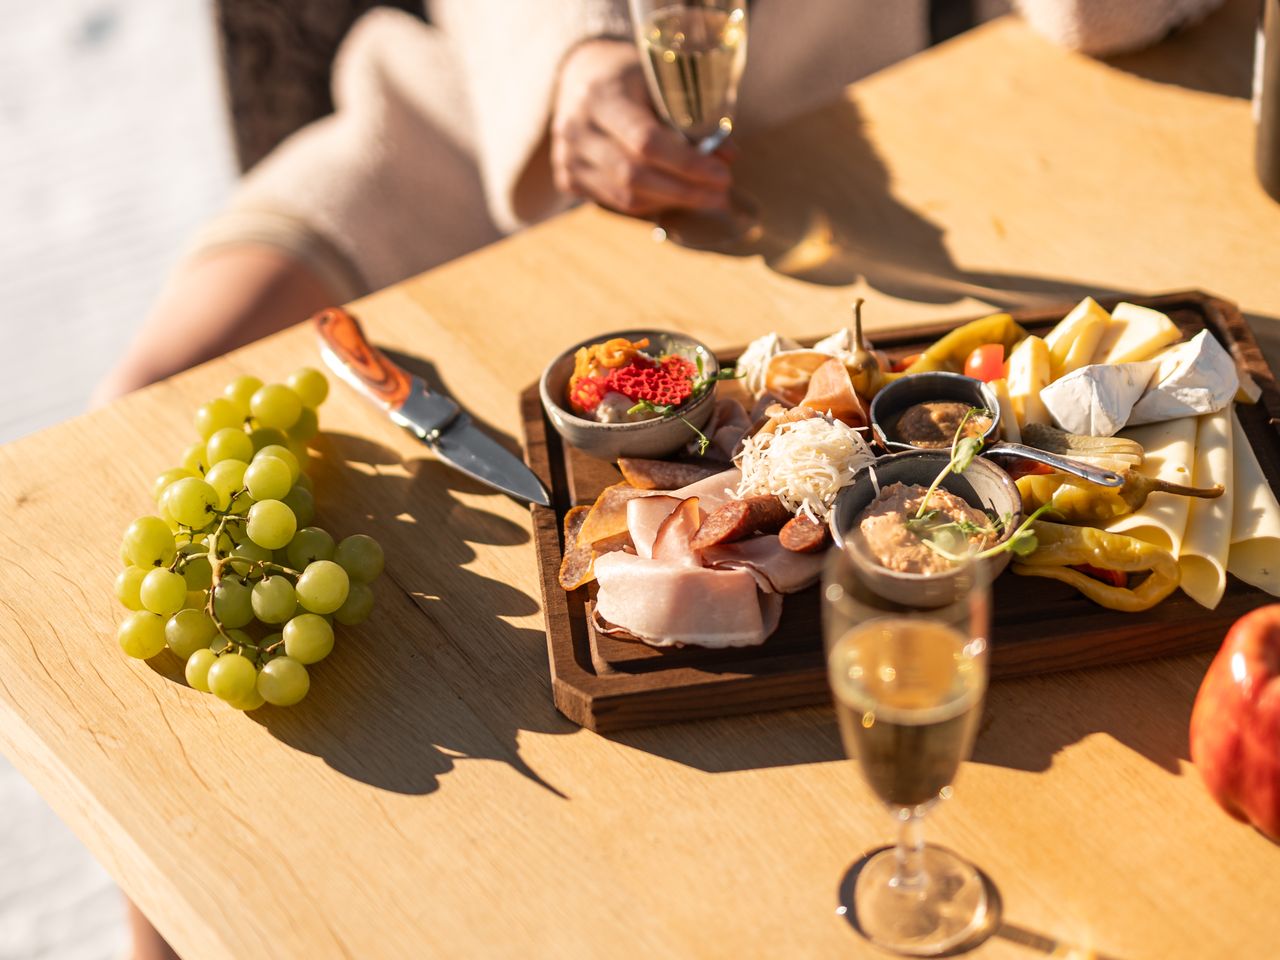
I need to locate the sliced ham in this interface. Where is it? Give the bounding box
[651,497,702,564]
[672,468,741,514]
[701,535,826,594]
[592,552,776,648]
[626,495,682,559]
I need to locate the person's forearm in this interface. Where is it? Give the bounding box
[91,245,337,406]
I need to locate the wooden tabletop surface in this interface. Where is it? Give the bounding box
[4,5,1280,958]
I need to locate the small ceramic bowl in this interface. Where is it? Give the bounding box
[828,450,1023,607]
[869,371,1000,452]
[539,329,719,461]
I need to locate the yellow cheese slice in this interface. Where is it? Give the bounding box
[988,377,1020,443]
[1006,335,1051,428]
[1092,302,1182,365]
[1043,297,1110,380]
[1177,408,1233,609]
[1226,409,1280,596]
[1106,415,1197,554]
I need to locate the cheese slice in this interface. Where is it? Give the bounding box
[1128,330,1239,426]
[1106,416,1198,554]
[1092,302,1182,365]
[1177,408,1233,609]
[1226,409,1280,596]
[1039,361,1157,437]
[988,377,1020,443]
[1044,297,1111,380]
[1006,335,1051,428]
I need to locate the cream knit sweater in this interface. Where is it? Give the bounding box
[190,0,1221,301]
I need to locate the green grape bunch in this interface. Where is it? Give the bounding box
[113,368,385,710]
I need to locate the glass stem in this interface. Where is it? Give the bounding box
[891,807,926,890]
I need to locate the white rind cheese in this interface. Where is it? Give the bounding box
[1039,361,1158,437]
[1128,330,1239,425]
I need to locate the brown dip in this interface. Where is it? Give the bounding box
[857,481,998,575]
[892,401,992,449]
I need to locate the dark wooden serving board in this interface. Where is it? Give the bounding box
[521,292,1280,732]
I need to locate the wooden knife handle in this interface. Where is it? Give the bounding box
[313,307,411,409]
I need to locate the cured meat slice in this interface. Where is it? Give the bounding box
[672,468,741,515]
[557,506,594,590]
[618,457,721,490]
[701,535,826,594]
[592,552,777,648]
[799,357,867,428]
[651,497,702,564]
[576,483,654,547]
[627,495,682,559]
[689,496,791,550]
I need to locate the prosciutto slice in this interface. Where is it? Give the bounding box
[701,535,826,594]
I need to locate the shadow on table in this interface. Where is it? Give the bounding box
[836,852,1129,959]
[728,98,1133,310]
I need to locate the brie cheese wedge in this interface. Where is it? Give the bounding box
[1127,329,1240,425]
[1040,361,1158,437]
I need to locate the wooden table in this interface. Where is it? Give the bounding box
[3,5,1279,957]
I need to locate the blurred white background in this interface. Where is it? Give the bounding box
[0,1,231,956]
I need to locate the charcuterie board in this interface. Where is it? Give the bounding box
[521,292,1280,732]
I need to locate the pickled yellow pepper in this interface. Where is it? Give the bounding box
[1011,521,1180,612]
[1017,472,1223,524]
[903,313,1027,375]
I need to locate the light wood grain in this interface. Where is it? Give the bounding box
[3,5,1280,959]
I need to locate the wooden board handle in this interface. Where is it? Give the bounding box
[313,307,411,409]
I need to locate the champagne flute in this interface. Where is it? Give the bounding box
[822,536,992,956]
[629,0,760,249]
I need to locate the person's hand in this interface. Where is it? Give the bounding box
[551,38,732,217]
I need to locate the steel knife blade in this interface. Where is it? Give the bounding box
[314,307,551,507]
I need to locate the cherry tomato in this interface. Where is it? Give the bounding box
[963,344,1006,382]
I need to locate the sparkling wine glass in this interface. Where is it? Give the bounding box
[822,536,992,956]
[628,0,760,249]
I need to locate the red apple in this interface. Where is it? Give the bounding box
[1190,604,1280,841]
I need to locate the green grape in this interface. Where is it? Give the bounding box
[206,427,253,466]
[183,590,207,610]
[204,459,248,508]
[334,534,384,582]
[118,611,166,659]
[233,685,266,711]
[250,384,303,430]
[223,375,263,418]
[254,444,299,482]
[247,499,297,550]
[178,546,212,590]
[282,485,315,527]
[333,581,374,626]
[258,656,310,706]
[212,577,254,628]
[286,527,335,569]
[166,609,218,659]
[182,441,208,475]
[286,367,329,408]
[195,398,243,440]
[244,456,292,501]
[249,427,288,453]
[252,576,297,624]
[287,406,319,443]
[204,530,234,555]
[293,472,313,493]
[228,539,273,567]
[209,628,251,655]
[283,613,334,664]
[124,516,177,568]
[207,653,257,703]
[295,560,349,614]
[114,567,148,610]
[119,540,132,566]
[165,477,220,528]
[140,568,187,616]
[185,647,217,691]
[287,437,311,469]
[151,467,195,502]
[260,631,284,652]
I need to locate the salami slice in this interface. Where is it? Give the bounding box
[778,514,831,554]
[617,457,723,490]
[689,496,791,551]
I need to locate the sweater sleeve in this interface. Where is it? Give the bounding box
[430,0,633,232]
[1013,0,1225,57]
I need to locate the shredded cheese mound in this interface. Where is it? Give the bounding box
[735,416,874,522]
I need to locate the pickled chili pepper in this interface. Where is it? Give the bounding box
[1011,520,1180,612]
[903,313,1027,375]
[1016,471,1223,524]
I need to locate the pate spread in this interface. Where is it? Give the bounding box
[857,481,998,574]
[892,401,992,449]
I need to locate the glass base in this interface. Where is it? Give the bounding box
[652,191,762,252]
[852,844,988,956]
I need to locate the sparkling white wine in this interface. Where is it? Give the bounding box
[829,618,985,808]
[640,5,746,146]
